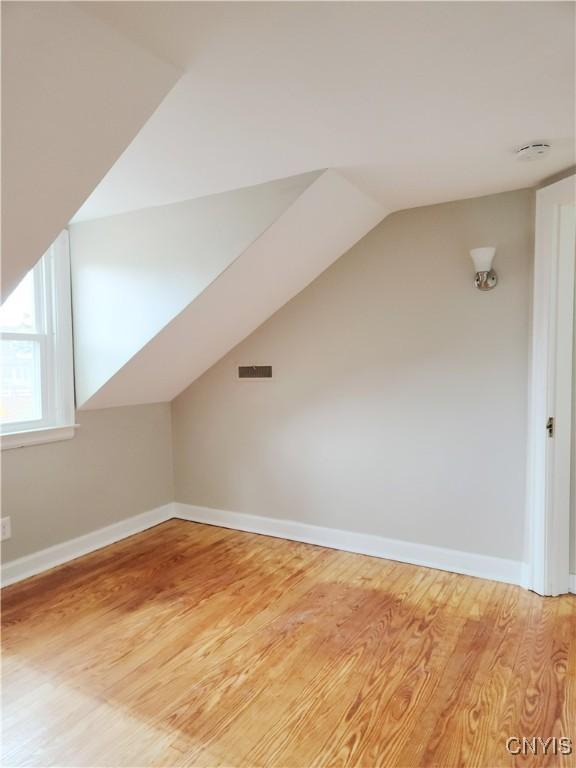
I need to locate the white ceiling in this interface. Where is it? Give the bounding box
[70,171,322,406]
[76,1,575,222]
[79,170,385,409]
[1,1,178,298]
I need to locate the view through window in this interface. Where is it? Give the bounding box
[0,232,74,437]
[1,269,44,425]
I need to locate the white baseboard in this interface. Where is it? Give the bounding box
[174,503,526,587]
[1,501,535,590]
[570,574,576,595]
[1,503,174,587]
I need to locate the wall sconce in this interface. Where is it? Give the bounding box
[470,247,497,291]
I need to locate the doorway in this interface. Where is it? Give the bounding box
[527,174,576,596]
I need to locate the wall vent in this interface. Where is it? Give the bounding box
[238,365,272,380]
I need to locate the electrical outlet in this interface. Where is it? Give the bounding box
[1,517,11,541]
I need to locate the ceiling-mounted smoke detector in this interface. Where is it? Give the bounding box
[515,142,551,161]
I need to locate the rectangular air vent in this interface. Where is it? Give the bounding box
[238,365,272,380]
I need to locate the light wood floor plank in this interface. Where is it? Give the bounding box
[2,520,574,767]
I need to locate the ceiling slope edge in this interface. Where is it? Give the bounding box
[71,171,322,406]
[79,170,387,410]
[2,1,180,300]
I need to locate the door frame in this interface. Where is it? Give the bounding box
[527,174,575,596]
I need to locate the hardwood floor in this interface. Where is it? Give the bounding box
[2,519,575,768]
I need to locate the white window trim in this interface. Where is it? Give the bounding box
[1,231,76,449]
[1,425,77,450]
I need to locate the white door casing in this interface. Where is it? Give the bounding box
[527,175,575,596]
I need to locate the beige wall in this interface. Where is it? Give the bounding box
[1,404,173,561]
[172,189,533,562]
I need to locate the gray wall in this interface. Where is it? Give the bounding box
[172,189,534,562]
[1,403,173,561]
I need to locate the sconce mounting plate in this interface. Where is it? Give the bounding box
[474,269,498,291]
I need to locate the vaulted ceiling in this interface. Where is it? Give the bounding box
[1,1,179,299]
[3,2,574,409]
[71,170,386,409]
[76,1,575,221]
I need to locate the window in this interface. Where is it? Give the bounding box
[1,231,75,448]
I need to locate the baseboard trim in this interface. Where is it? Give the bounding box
[1,503,174,587]
[174,503,525,587]
[1,501,534,590]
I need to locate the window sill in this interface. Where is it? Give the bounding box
[1,425,78,450]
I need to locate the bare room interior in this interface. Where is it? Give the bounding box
[1,2,575,767]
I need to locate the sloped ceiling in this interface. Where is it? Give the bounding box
[5,2,573,411]
[70,172,322,406]
[76,1,575,222]
[76,171,386,410]
[1,1,179,299]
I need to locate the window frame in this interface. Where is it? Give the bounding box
[1,231,76,449]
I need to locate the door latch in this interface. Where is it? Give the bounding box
[546,416,554,438]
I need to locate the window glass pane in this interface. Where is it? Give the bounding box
[0,271,37,332]
[0,339,42,425]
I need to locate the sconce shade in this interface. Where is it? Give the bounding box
[470,247,496,273]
